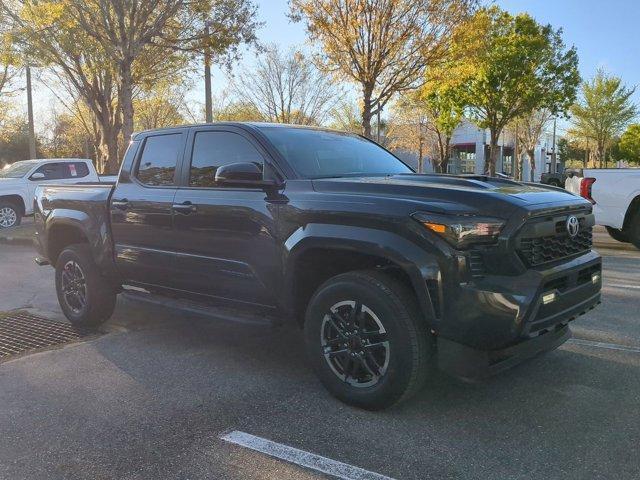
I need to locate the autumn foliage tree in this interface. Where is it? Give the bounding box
[290,0,476,138]
[619,124,640,165]
[444,7,580,175]
[569,70,637,167]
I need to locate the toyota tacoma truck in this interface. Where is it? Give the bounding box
[33,123,602,409]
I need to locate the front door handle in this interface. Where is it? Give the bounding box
[112,198,130,210]
[172,201,197,214]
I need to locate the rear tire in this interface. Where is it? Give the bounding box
[304,270,433,410]
[605,226,630,243]
[55,244,116,327]
[628,211,640,250]
[0,201,21,229]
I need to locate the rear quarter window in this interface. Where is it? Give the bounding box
[136,134,182,186]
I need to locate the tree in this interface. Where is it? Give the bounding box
[68,0,262,139]
[0,13,20,100]
[619,124,640,165]
[0,115,43,165]
[387,94,431,173]
[418,83,464,173]
[446,7,580,175]
[517,110,553,181]
[232,45,343,125]
[7,0,123,172]
[328,101,362,134]
[557,137,586,168]
[212,99,265,122]
[134,83,187,131]
[569,70,638,168]
[290,0,476,138]
[172,0,261,122]
[42,104,97,160]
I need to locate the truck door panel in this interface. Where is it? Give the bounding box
[171,127,280,306]
[110,131,185,287]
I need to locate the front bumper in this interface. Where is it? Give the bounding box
[437,251,601,378]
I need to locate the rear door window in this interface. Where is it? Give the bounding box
[136,134,182,186]
[65,162,90,178]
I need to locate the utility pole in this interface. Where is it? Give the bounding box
[514,122,520,180]
[26,65,36,159]
[376,108,381,143]
[551,117,557,173]
[204,19,213,123]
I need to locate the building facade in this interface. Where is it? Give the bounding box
[395,119,557,181]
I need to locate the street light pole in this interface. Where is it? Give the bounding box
[204,20,213,123]
[551,117,557,173]
[26,64,36,159]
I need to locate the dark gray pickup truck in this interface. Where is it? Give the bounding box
[34,123,602,409]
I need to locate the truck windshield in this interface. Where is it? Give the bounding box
[0,160,37,179]
[259,127,413,179]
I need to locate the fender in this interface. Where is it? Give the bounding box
[282,223,442,325]
[43,208,116,276]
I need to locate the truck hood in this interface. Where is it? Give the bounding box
[311,174,589,216]
[0,178,23,188]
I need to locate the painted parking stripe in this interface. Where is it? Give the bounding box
[220,430,395,480]
[568,338,640,353]
[605,283,640,290]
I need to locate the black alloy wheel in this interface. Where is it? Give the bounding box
[321,300,390,388]
[305,270,433,410]
[61,260,88,315]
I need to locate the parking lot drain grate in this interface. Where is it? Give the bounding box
[0,312,89,360]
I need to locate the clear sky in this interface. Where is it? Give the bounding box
[27,0,640,131]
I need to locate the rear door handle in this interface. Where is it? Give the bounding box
[112,198,129,210]
[172,201,197,214]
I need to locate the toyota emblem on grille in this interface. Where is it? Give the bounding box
[566,215,580,237]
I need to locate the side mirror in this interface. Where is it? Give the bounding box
[215,162,266,186]
[30,172,46,180]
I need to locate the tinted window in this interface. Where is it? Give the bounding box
[190,131,264,188]
[259,127,413,179]
[137,134,182,186]
[32,163,65,180]
[68,162,90,178]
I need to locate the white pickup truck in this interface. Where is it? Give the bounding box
[569,168,640,249]
[0,158,115,228]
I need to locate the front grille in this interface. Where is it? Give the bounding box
[518,225,592,267]
[468,250,486,278]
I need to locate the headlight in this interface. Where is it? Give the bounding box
[412,212,505,249]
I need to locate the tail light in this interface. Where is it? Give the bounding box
[580,177,596,204]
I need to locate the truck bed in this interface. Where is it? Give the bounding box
[34,183,116,271]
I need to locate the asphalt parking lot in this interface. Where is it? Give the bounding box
[0,228,639,480]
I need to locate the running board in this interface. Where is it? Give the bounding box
[121,287,283,327]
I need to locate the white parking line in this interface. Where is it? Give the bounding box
[568,338,640,353]
[605,284,640,290]
[220,430,395,480]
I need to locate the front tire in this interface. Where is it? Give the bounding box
[304,270,432,410]
[55,244,116,327]
[0,201,21,229]
[605,226,629,243]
